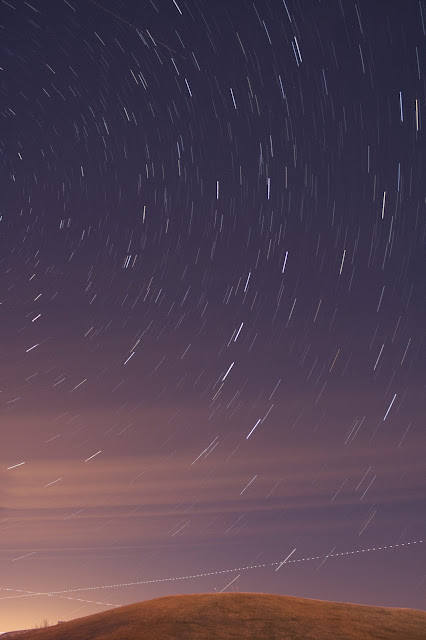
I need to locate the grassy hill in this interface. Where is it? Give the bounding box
[18,592,426,640]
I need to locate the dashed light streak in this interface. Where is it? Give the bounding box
[3,539,422,598]
[0,586,120,609]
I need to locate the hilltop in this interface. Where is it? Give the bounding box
[17,592,426,640]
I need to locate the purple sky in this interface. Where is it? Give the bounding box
[1,0,425,631]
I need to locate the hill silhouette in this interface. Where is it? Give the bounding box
[17,592,426,640]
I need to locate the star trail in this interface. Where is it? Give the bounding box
[1,0,425,631]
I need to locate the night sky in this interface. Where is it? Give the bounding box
[1,0,425,631]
